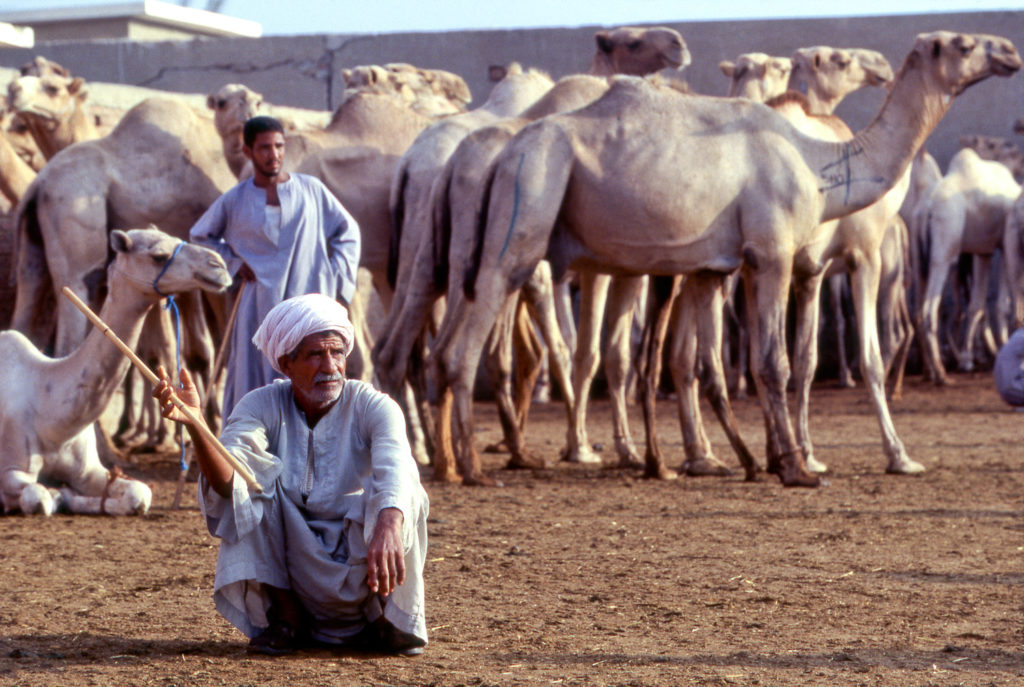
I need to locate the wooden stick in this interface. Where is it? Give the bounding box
[62,287,263,494]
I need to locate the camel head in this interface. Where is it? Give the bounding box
[589,26,691,77]
[0,107,44,170]
[207,83,264,140]
[7,74,87,124]
[897,31,1020,100]
[787,46,893,114]
[719,53,792,101]
[19,56,71,78]
[109,227,232,299]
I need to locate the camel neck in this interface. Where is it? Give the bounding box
[0,132,34,204]
[49,278,154,440]
[809,60,947,223]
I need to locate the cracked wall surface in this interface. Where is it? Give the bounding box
[0,11,1022,168]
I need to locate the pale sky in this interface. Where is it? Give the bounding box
[2,0,1018,36]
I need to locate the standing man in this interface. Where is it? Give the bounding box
[154,294,428,655]
[191,115,360,418]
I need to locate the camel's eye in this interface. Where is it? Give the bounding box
[628,40,642,52]
[217,98,227,108]
[152,253,170,265]
[43,84,59,95]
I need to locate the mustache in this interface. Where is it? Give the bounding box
[314,373,344,383]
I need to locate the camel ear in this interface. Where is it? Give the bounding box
[110,230,132,254]
[1014,117,1024,136]
[719,60,736,78]
[68,77,87,100]
[595,31,613,54]
[206,93,217,109]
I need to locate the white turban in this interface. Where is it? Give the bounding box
[252,293,354,373]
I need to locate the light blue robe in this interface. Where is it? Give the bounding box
[198,379,429,645]
[190,173,360,418]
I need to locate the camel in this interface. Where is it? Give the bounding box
[7,71,100,159]
[911,147,1022,383]
[960,134,1024,182]
[0,227,231,515]
[11,96,235,356]
[426,31,1020,488]
[719,53,792,100]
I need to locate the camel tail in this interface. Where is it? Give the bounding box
[387,162,410,290]
[463,163,499,301]
[430,158,456,293]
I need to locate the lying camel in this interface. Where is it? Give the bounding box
[427,31,1020,487]
[0,227,231,515]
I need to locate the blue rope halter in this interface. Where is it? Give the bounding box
[151,241,188,472]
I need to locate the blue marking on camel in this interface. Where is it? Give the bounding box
[499,153,526,259]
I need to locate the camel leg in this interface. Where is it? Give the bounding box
[637,275,679,480]
[743,259,819,488]
[10,224,55,348]
[680,273,759,481]
[830,272,857,388]
[603,275,645,469]
[431,387,460,483]
[722,272,749,399]
[918,256,955,386]
[850,253,924,474]
[958,254,992,371]
[521,261,575,454]
[511,298,543,432]
[565,272,609,464]
[669,276,732,477]
[791,269,829,474]
[1004,200,1024,331]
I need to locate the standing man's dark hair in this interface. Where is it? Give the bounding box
[243,115,285,148]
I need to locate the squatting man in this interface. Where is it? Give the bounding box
[155,293,429,655]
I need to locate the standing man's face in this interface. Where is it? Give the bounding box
[245,130,286,180]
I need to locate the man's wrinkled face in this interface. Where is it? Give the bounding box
[279,331,347,416]
[245,130,285,179]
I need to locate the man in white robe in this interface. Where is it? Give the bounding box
[155,294,428,655]
[190,116,361,418]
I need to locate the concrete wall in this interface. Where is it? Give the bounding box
[1,10,1022,168]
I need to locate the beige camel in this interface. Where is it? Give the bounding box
[787,45,893,113]
[719,53,792,100]
[588,26,691,76]
[12,96,235,355]
[428,31,1019,488]
[912,147,1022,383]
[0,227,230,515]
[7,72,100,159]
[206,83,267,178]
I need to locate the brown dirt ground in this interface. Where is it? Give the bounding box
[1,372,1022,686]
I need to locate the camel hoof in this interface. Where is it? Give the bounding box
[838,375,856,389]
[778,461,821,488]
[886,458,926,475]
[564,447,603,465]
[505,453,547,470]
[616,457,644,470]
[431,470,462,484]
[484,440,511,454]
[681,459,733,477]
[805,454,829,474]
[643,465,679,481]
[461,473,503,487]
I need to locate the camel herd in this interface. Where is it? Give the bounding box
[0,25,1022,514]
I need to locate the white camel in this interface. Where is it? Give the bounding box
[912,147,1022,383]
[0,227,231,515]
[426,31,1019,487]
